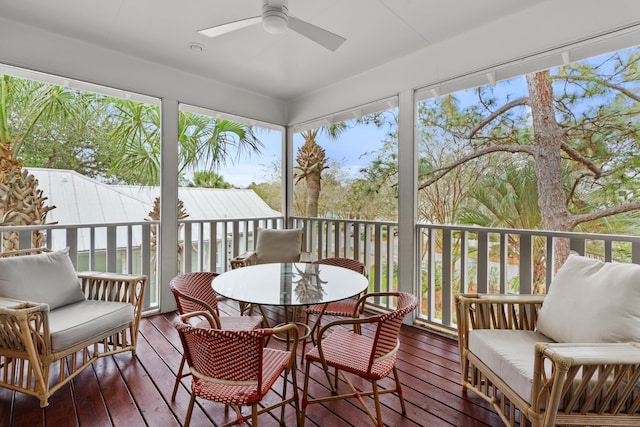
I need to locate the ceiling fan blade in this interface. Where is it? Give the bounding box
[198,16,261,38]
[288,17,346,52]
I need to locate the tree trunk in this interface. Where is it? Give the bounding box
[306,172,321,217]
[296,138,327,218]
[526,71,572,268]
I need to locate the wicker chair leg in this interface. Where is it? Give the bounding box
[184,393,196,427]
[290,365,300,423]
[280,368,289,424]
[393,366,407,414]
[252,403,259,425]
[171,354,187,401]
[372,380,383,427]
[300,361,312,427]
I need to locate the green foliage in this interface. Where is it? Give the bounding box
[417,47,640,236]
[1,76,264,187]
[187,171,233,188]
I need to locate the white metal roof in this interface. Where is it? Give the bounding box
[111,186,280,220]
[29,168,280,225]
[28,168,279,251]
[30,168,152,225]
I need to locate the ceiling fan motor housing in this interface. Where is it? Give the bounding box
[262,0,289,34]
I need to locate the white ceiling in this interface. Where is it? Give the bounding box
[0,0,544,100]
[1,0,640,126]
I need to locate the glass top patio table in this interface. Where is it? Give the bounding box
[212,262,368,307]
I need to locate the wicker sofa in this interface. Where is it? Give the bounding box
[0,248,146,407]
[456,253,640,427]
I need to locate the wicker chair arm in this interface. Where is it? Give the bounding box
[77,272,145,304]
[299,251,313,263]
[230,251,258,269]
[0,299,51,359]
[77,272,146,335]
[179,310,219,329]
[531,342,640,425]
[455,293,546,353]
[271,323,299,368]
[351,291,404,318]
[316,316,371,342]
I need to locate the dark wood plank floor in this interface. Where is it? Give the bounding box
[0,299,503,427]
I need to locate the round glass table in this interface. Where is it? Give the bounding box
[212,262,368,307]
[212,262,369,343]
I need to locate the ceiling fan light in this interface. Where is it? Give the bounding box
[262,10,288,34]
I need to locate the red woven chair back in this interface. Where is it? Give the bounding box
[313,257,366,276]
[169,272,220,316]
[368,292,418,368]
[174,320,270,388]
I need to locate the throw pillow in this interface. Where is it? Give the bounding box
[536,253,640,343]
[0,248,86,310]
[255,228,303,264]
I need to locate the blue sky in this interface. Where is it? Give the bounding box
[216,46,637,188]
[217,117,394,187]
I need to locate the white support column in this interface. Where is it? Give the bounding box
[159,98,179,313]
[284,126,294,225]
[397,89,418,323]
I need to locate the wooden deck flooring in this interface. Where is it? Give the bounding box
[0,299,503,426]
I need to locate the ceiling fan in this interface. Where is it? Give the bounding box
[198,0,346,52]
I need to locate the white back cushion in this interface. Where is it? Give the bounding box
[537,253,640,343]
[0,249,86,310]
[255,228,303,264]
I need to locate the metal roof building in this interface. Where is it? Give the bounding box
[29,168,279,252]
[30,168,279,224]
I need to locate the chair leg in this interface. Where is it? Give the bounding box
[300,361,313,427]
[257,304,271,328]
[252,403,258,426]
[290,365,300,425]
[171,354,187,401]
[280,366,289,424]
[184,393,196,427]
[393,366,407,414]
[372,380,383,427]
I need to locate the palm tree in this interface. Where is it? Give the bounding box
[107,101,263,185]
[295,124,346,217]
[0,75,79,251]
[187,171,233,188]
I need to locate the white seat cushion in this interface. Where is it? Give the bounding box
[48,300,134,353]
[469,329,554,402]
[0,249,86,310]
[537,253,640,343]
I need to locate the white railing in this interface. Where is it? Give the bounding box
[417,224,640,332]
[0,221,156,308]
[4,218,640,333]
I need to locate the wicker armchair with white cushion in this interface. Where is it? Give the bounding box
[229,227,310,269]
[300,291,418,427]
[456,253,640,427]
[229,227,311,322]
[0,248,146,407]
[173,311,300,427]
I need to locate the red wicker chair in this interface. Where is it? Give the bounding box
[169,272,263,400]
[303,258,367,345]
[174,311,300,427]
[300,291,418,427]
